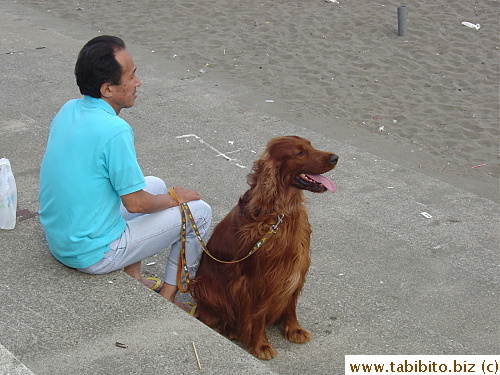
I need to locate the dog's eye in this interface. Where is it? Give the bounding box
[295,150,306,156]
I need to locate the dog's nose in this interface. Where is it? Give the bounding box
[330,154,339,165]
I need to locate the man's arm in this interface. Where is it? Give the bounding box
[121,185,201,214]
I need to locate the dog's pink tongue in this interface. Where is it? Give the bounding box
[306,174,337,193]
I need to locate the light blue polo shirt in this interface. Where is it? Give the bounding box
[39,96,146,269]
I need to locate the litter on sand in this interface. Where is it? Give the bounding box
[421,212,433,219]
[462,21,481,30]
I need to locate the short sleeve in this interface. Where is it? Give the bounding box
[102,129,146,196]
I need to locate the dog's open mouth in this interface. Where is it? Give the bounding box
[295,173,337,193]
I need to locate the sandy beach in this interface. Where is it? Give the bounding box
[15,0,499,201]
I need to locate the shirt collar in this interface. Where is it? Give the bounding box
[82,95,117,116]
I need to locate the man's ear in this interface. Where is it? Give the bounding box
[100,82,113,98]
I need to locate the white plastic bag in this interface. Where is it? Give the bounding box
[0,158,17,230]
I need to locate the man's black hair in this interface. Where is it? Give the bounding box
[75,35,126,98]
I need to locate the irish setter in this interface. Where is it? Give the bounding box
[190,136,338,360]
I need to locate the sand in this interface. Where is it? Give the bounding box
[17,0,499,201]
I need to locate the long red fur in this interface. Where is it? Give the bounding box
[190,136,338,360]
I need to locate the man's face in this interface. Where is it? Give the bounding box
[104,49,141,114]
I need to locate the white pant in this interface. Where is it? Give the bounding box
[78,176,212,286]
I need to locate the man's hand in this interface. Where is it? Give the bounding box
[169,185,201,204]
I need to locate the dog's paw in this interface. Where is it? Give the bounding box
[284,326,312,343]
[250,343,277,360]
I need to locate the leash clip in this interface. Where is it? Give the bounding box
[270,214,285,232]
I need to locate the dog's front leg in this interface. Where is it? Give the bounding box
[248,315,276,360]
[281,293,312,344]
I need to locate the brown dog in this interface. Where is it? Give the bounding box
[190,136,338,359]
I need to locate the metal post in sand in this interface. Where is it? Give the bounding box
[397,6,408,36]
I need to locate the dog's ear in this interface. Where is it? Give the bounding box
[248,153,280,188]
[246,153,282,210]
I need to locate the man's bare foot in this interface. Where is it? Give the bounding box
[175,301,198,318]
[124,262,162,291]
[141,277,163,291]
[156,283,198,317]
